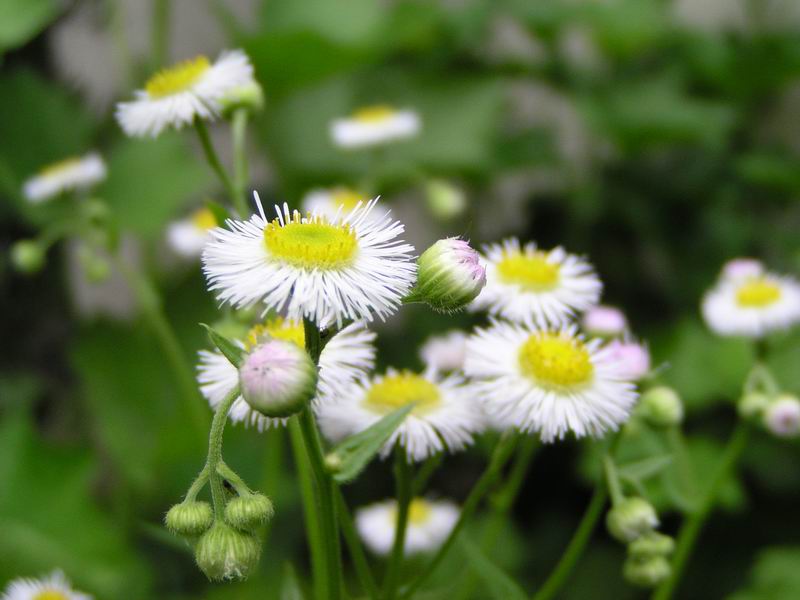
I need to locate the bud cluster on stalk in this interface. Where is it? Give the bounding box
[739,390,800,439]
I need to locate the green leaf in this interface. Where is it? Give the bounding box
[459,535,528,600]
[0,0,62,53]
[280,562,307,600]
[730,546,800,600]
[201,323,245,368]
[328,404,414,483]
[618,454,673,484]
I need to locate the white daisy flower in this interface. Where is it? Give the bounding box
[23,153,106,203]
[465,321,638,442]
[330,105,421,149]
[701,270,800,338]
[301,187,389,224]
[317,368,485,462]
[473,238,602,326]
[166,207,218,259]
[202,196,417,327]
[355,498,459,556]
[116,50,254,138]
[197,317,376,431]
[1,570,91,600]
[419,330,468,373]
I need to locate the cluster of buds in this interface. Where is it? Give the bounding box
[606,496,674,588]
[739,391,800,438]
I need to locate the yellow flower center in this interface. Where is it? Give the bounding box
[330,187,368,212]
[736,278,781,308]
[352,105,397,123]
[145,56,210,98]
[245,317,305,350]
[40,157,81,177]
[191,207,217,230]
[390,499,432,526]
[33,592,70,600]
[497,251,560,291]
[263,214,358,270]
[519,332,594,389]
[364,372,441,415]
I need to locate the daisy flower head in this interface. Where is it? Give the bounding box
[330,105,421,149]
[202,196,416,327]
[166,207,218,258]
[1,570,91,600]
[116,50,254,138]
[317,368,485,462]
[356,498,459,556]
[465,320,638,442]
[301,186,389,224]
[473,238,602,326]
[23,153,106,203]
[197,316,376,431]
[701,268,800,338]
[419,330,468,373]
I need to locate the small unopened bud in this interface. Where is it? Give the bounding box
[410,238,486,313]
[605,339,651,381]
[763,394,800,438]
[165,501,213,536]
[606,497,658,543]
[628,531,675,558]
[221,81,265,116]
[325,452,343,473]
[583,305,628,337]
[225,493,274,531]
[195,522,261,581]
[425,179,466,220]
[11,240,45,274]
[738,391,770,419]
[722,258,763,281]
[638,386,683,428]
[623,555,671,588]
[239,339,317,418]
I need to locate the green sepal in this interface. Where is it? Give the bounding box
[201,323,244,368]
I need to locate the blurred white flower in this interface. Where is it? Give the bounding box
[301,187,389,223]
[330,105,420,149]
[23,153,106,203]
[1,570,91,600]
[419,330,468,373]
[166,207,218,259]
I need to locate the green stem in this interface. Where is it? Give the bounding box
[652,422,750,600]
[194,120,238,207]
[384,451,414,599]
[337,488,381,599]
[531,483,608,600]
[151,0,171,69]
[399,432,521,599]
[603,453,625,506]
[205,385,239,519]
[412,453,443,496]
[231,108,250,217]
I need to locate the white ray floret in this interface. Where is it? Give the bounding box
[197,318,376,431]
[702,269,800,338]
[330,105,421,149]
[202,196,416,327]
[301,187,389,224]
[419,330,468,373]
[472,238,602,326]
[166,207,218,259]
[23,153,106,203]
[317,368,485,462]
[1,570,91,600]
[465,320,638,442]
[116,50,254,137]
[355,498,459,556]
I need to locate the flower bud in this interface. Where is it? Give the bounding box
[606,497,658,543]
[225,493,274,531]
[605,339,651,381]
[195,522,261,581]
[425,179,466,220]
[628,531,675,558]
[638,386,683,428]
[239,339,317,418]
[221,81,265,116]
[722,258,763,281]
[763,394,800,438]
[410,238,486,313]
[623,555,671,588]
[11,240,45,274]
[738,391,770,419]
[165,501,214,536]
[583,305,628,337]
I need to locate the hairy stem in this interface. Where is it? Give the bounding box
[194,120,239,210]
[205,385,239,518]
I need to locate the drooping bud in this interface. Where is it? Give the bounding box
[638,386,683,428]
[738,391,770,419]
[582,305,628,337]
[225,493,274,531]
[409,238,486,313]
[606,497,659,543]
[628,531,675,558]
[763,394,800,438]
[194,522,261,581]
[220,81,265,116]
[239,339,317,418]
[10,240,46,274]
[165,501,214,536]
[623,555,671,588]
[605,339,651,381]
[425,179,466,220]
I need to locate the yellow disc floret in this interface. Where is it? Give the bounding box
[264,214,358,270]
[364,371,441,415]
[245,317,305,350]
[519,332,594,389]
[191,207,218,230]
[33,591,70,600]
[352,105,396,123]
[736,278,781,308]
[145,56,210,98]
[497,251,560,291]
[389,498,432,526]
[331,187,368,212]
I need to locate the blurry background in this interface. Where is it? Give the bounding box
[2,0,800,597]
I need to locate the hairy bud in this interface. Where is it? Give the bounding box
[165,501,213,536]
[225,493,274,531]
[623,555,671,588]
[639,386,683,428]
[195,522,261,581]
[606,497,659,543]
[410,238,486,313]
